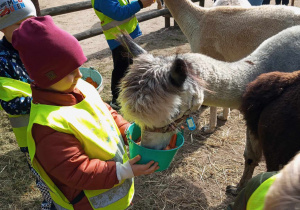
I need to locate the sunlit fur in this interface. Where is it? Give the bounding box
[118,25,300,183]
[213,0,251,7]
[164,0,300,132]
[119,53,205,130]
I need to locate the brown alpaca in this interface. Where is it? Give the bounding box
[240,70,300,172]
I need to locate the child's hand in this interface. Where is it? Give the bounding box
[140,0,155,8]
[129,155,159,176]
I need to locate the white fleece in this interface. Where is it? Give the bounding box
[116,161,134,182]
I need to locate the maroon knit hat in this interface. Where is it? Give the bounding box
[12,15,87,88]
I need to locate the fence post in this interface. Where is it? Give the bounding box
[199,0,205,7]
[31,0,41,16]
[164,15,171,28]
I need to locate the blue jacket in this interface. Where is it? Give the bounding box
[0,36,32,115]
[93,0,142,50]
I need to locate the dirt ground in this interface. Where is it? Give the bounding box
[0,0,298,209]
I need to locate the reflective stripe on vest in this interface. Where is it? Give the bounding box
[0,77,31,147]
[247,174,278,210]
[52,202,69,210]
[27,79,134,209]
[91,0,138,40]
[89,178,133,208]
[101,15,135,31]
[9,114,30,128]
[52,179,134,210]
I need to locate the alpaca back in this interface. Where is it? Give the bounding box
[213,0,251,7]
[241,71,300,137]
[190,5,300,61]
[241,71,300,170]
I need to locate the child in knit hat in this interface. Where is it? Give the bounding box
[0,0,55,209]
[12,15,159,210]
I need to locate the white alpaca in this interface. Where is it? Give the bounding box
[117,25,300,193]
[163,0,300,133]
[212,0,251,125]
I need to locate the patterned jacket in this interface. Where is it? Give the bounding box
[0,36,32,115]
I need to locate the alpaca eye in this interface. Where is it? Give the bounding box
[171,106,181,120]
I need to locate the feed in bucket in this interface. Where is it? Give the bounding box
[127,123,184,172]
[85,77,98,89]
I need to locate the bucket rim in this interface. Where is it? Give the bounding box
[127,131,184,152]
[79,67,103,90]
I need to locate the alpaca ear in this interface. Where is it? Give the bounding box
[169,58,188,87]
[115,31,147,57]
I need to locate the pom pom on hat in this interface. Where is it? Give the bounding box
[12,15,87,88]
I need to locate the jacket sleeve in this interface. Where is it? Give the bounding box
[105,102,131,145]
[33,124,120,191]
[94,0,141,21]
[0,58,32,115]
[0,96,31,115]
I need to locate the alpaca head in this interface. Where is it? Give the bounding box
[117,33,206,132]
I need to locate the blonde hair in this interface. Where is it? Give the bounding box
[264,152,300,210]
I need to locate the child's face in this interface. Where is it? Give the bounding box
[48,68,82,93]
[1,17,32,43]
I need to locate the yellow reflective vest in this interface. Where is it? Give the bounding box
[247,174,278,210]
[0,77,31,147]
[91,0,139,40]
[27,79,134,210]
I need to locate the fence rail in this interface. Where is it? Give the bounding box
[39,0,203,41]
[73,8,170,41]
[41,1,92,16]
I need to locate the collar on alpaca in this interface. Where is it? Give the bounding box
[144,115,187,133]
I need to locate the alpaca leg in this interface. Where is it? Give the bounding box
[226,128,262,195]
[218,108,230,121]
[201,106,217,133]
[157,0,163,9]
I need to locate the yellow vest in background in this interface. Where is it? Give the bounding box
[247,174,278,210]
[91,0,139,40]
[27,79,134,210]
[0,77,31,147]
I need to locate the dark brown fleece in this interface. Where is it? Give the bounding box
[241,70,300,171]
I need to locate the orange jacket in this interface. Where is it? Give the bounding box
[31,84,130,210]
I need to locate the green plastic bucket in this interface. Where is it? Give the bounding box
[79,67,103,92]
[126,123,184,172]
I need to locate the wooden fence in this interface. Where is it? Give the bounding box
[32,0,296,41]
[33,0,203,41]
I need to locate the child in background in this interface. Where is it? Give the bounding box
[91,0,155,110]
[0,0,55,209]
[12,15,159,210]
[227,152,300,210]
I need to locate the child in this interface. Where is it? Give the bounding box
[227,152,300,210]
[12,15,159,210]
[91,0,155,110]
[0,0,55,209]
